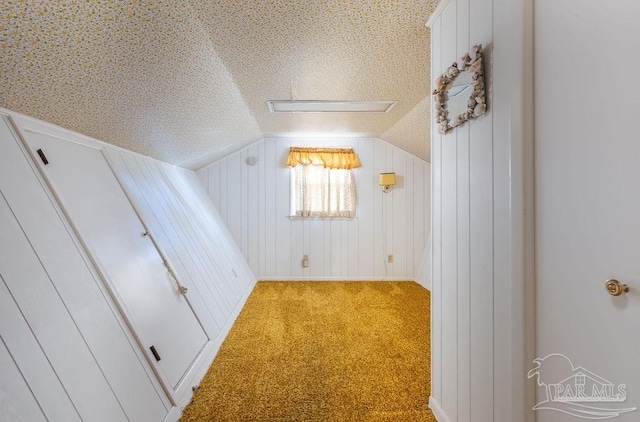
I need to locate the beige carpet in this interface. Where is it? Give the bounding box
[180,281,434,422]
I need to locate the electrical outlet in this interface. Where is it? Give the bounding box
[387,254,393,263]
[302,255,310,268]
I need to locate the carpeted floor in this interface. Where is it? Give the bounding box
[180,281,434,422]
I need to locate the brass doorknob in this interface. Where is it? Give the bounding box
[605,279,629,296]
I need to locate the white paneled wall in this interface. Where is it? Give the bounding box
[197,137,430,282]
[1,108,257,421]
[0,113,169,422]
[428,0,533,421]
[105,148,255,341]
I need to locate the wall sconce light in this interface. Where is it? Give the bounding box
[379,172,396,193]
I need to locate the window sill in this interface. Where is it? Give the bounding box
[287,215,357,221]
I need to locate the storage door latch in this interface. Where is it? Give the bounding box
[150,345,161,362]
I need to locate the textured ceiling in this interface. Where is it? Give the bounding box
[1,1,437,169]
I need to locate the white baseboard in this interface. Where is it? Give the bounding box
[163,406,182,422]
[414,278,432,291]
[163,279,257,422]
[429,396,450,422]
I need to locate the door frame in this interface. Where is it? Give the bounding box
[426,0,535,420]
[495,0,536,419]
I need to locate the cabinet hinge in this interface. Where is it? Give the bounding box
[36,149,49,165]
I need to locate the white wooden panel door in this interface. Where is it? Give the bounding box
[536,2,640,421]
[22,132,208,394]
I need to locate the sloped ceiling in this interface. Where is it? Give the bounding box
[1,1,437,169]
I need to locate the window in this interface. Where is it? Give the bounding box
[291,165,357,217]
[287,147,361,218]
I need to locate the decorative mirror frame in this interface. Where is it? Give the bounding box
[433,44,487,134]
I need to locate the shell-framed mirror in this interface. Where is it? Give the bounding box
[433,44,487,134]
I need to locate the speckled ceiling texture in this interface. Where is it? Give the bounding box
[1,1,438,169]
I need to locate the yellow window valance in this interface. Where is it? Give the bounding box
[286,147,362,169]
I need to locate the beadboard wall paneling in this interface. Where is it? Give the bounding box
[197,137,431,282]
[0,336,48,422]
[104,147,257,350]
[3,107,258,421]
[427,0,533,420]
[0,114,169,422]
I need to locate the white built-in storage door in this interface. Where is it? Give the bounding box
[0,117,169,421]
[21,131,209,396]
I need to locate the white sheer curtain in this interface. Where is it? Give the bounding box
[291,164,357,218]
